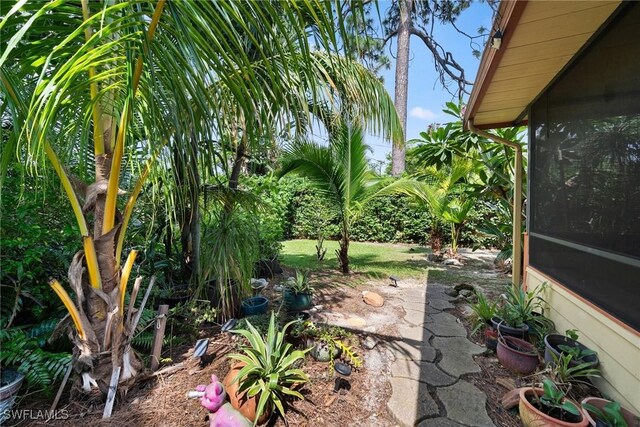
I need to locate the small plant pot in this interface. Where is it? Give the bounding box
[581,397,640,427]
[491,316,529,339]
[519,387,588,427]
[0,369,24,424]
[223,362,271,425]
[544,334,600,368]
[284,289,312,312]
[496,336,539,375]
[241,296,269,316]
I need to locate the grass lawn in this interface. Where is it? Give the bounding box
[280,239,509,290]
[280,239,430,279]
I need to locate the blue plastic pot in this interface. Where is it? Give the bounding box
[241,296,268,316]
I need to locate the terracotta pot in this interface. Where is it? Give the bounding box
[519,388,588,427]
[497,336,539,375]
[581,397,640,427]
[223,363,271,425]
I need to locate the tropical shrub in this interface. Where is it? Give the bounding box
[229,313,309,423]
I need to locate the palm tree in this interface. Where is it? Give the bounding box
[1,0,399,399]
[384,158,478,257]
[279,116,392,273]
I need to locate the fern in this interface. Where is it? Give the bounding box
[0,325,71,394]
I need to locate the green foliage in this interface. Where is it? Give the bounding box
[292,321,362,370]
[0,322,71,393]
[284,270,313,295]
[582,401,628,427]
[235,313,283,338]
[539,378,581,417]
[470,291,497,334]
[557,343,597,363]
[229,313,310,424]
[547,353,601,388]
[199,203,260,319]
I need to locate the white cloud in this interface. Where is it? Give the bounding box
[409,107,438,121]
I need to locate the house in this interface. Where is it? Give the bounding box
[464,0,640,412]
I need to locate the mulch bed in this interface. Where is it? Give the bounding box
[15,271,395,427]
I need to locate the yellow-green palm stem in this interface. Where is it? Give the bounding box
[44,144,89,237]
[104,0,166,233]
[119,250,138,318]
[50,279,86,341]
[115,153,155,267]
[83,236,102,289]
[102,100,129,235]
[80,0,105,156]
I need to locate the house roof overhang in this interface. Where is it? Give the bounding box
[463,0,622,130]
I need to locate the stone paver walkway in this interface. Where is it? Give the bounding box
[383,283,495,427]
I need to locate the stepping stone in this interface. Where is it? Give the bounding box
[398,324,433,342]
[390,360,456,387]
[417,418,466,427]
[388,377,439,426]
[404,301,442,314]
[427,298,454,311]
[438,381,495,427]
[386,338,437,362]
[433,336,484,377]
[423,313,467,337]
[403,308,429,326]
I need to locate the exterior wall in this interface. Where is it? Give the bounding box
[526,267,640,413]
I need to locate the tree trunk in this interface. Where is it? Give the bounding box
[391,0,412,177]
[338,219,350,274]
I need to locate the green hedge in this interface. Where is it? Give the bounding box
[242,175,499,248]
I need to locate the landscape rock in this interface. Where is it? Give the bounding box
[459,304,475,318]
[459,289,474,298]
[418,418,466,427]
[362,291,384,307]
[443,258,462,266]
[445,288,459,297]
[454,283,475,292]
[362,336,379,350]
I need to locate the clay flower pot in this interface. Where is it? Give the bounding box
[497,336,539,375]
[223,363,271,425]
[519,387,589,427]
[581,397,640,427]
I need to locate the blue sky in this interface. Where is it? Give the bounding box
[367,1,494,162]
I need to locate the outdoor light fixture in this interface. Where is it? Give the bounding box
[491,29,503,50]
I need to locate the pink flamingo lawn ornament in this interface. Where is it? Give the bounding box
[190,374,251,427]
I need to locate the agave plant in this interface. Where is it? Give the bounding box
[228,313,309,424]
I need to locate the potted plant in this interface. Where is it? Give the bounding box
[0,368,24,423]
[491,284,549,339]
[470,290,498,351]
[241,296,269,316]
[224,313,309,425]
[545,329,599,368]
[519,378,589,427]
[496,335,539,375]
[283,270,313,312]
[582,398,640,427]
